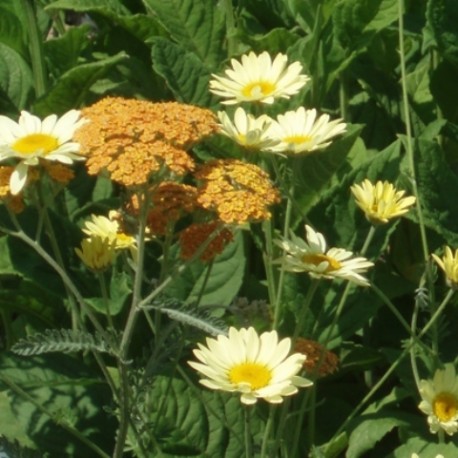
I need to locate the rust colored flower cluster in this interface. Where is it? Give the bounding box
[0,166,24,213]
[294,338,339,378]
[195,159,280,224]
[179,221,233,262]
[75,97,217,187]
[42,163,75,185]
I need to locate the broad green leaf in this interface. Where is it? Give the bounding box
[427,0,458,65]
[0,43,33,113]
[243,27,302,55]
[346,410,414,458]
[430,60,458,124]
[0,7,27,59]
[391,437,458,458]
[167,231,245,309]
[33,52,127,115]
[143,0,225,67]
[151,37,218,106]
[45,0,130,16]
[0,353,113,455]
[44,25,92,76]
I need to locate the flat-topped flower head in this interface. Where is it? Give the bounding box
[432,247,458,289]
[419,364,458,436]
[265,108,346,155]
[210,51,309,105]
[217,108,277,150]
[351,179,416,225]
[275,225,373,286]
[0,110,86,194]
[82,213,136,251]
[189,326,312,405]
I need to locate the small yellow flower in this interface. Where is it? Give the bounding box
[419,364,458,436]
[432,247,458,289]
[217,108,278,150]
[265,107,346,154]
[0,110,86,194]
[189,327,312,405]
[82,213,136,251]
[75,236,116,271]
[350,179,416,225]
[209,51,310,105]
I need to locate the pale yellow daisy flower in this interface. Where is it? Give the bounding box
[350,179,416,225]
[82,212,136,251]
[0,110,86,194]
[75,236,116,272]
[432,247,458,289]
[189,326,312,405]
[265,107,346,154]
[217,108,278,150]
[209,51,309,105]
[419,364,458,436]
[275,225,373,286]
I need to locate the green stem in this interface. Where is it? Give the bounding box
[98,271,114,330]
[262,219,278,321]
[244,406,253,458]
[0,374,109,458]
[20,0,47,97]
[260,406,275,458]
[195,259,215,307]
[292,279,320,342]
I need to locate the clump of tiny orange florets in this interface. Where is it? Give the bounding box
[179,221,234,262]
[0,166,24,213]
[195,159,280,224]
[74,97,218,187]
[294,338,339,378]
[42,163,75,185]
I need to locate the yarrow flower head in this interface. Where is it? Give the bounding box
[275,225,373,286]
[189,326,312,405]
[210,51,310,105]
[265,107,346,155]
[217,108,278,150]
[75,97,217,187]
[350,179,416,225]
[432,247,458,289]
[0,110,86,194]
[419,364,458,436]
[294,338,339,378]
[195,159,280,224]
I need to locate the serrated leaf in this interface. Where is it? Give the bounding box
[11,329,116,356]
[151,37,218,106]
[143,0,225,67]
[346,411,412,458]
[0,43,33,113]
[33,52,127,115]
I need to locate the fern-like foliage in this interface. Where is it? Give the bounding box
[11,329,118,357]
[143,298,228,336]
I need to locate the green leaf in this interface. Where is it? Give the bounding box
[427,0,458,65]
[0,43,33,113]
[0,7,27,58]
[45,0,130,16]
[346,410,413,458]
[33,52,127,115]
[143,0,225,67]
[167,231,245,309]
[151,37,218,106]
[11,329,116,356]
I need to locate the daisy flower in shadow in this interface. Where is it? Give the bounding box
[210,51,310,105]
[275,225,373,286]
[431,246,458,289]
[0,110,86,194]
[189,326,312,405]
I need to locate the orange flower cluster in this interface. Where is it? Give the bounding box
[42,163,75,184]
[75,97,217,187]
[195,159,280,224]
[0,166,24,213]
[294,338,339,378]
[179,221,233,261]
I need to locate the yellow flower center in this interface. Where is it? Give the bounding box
[301,253,342,272]
[242,81,275,98]
[283,135,313,145]
[12,134,59,155]
[433,392,458,422]
[229,362,272,390]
